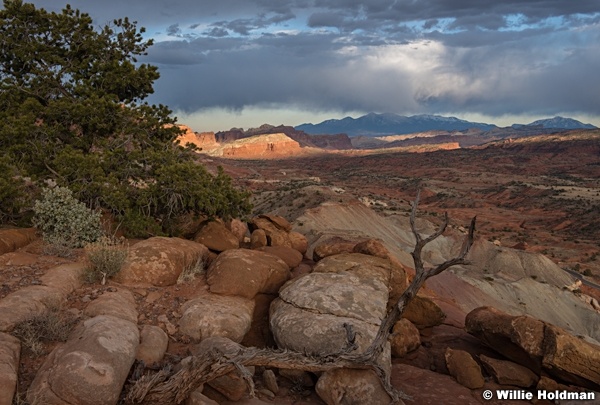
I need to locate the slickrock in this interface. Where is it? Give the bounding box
[83,289,138,324]
[115,236,208,286]
[0,333,20,405]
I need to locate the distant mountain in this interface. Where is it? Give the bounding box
[533,116,598,129]
[514,116,597,130]
[296,113,498,136]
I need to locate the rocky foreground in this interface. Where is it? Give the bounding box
[0,203,598,404]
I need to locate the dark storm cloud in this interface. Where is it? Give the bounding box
[15,0,600,121]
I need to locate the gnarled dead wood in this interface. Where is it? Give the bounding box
[125,191,476,404]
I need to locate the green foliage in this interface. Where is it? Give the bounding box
[33,186,103,248]
[0,1,251,235]
[84,236,128,284]
[0,156,30,224]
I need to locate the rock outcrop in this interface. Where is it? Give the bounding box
[206,249,290,299]
[194,221,240,252]
[115,237,208,286]
[0,333,19,405]
[179,294,255,343]
[0,228,37,255]
[270,252,396,404]
[466,306,600,390]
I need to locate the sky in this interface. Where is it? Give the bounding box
[18,1,600,132]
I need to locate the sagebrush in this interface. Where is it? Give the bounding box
[84,236,129,284]
[33,186,103,248]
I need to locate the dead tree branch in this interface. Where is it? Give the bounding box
[125,193,476,405]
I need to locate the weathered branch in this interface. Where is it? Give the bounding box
[125,193,477,405]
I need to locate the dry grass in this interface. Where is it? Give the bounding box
[177,256,206,284]
[84,236,128,284]
[12,300,77,357]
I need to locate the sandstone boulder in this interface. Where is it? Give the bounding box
[228,218,249,243]
[192,337,255,401]
[465,306,545,373]
[389,319,421,358]
[206,249,290,299]
[403,295,446,329]
[136,325,169,366]
[313,252,407,309]
[0,227,37,255]
[542,324,600,390]
[250,229,267,249]
[256,246,303,268]
[270,252,393,405]
[0,333,19,405]
[27,315,139,405]
[249,215,292,247]
[83,289,138,324]
[288,231,308,254]
[115,237,208,286]
[466,306,600,391]
[445,348,485,389]
[194,221,240,252]
[316,368,392,405]
[480,355,539,388]
[186,390,218,405]
[179,294,254,343]
[255,214,292,232]
[0,262,85,332]
[312,237,356,261]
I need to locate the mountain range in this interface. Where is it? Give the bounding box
[295,113,597,136]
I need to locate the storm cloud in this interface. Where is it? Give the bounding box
[14,1,600,128]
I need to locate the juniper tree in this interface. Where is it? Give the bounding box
[0,1,251,234]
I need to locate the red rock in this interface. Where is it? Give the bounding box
[115,237,209,286]
[403,295,446,329]
[257,246,303,268]
[194,221,240,252]
[250,229,267,249]
[390,319,421,358]
[206,249,290,299]
[480,355,539,388]
[445,348,485,389]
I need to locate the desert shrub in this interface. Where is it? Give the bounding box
[84,236,128,284]
[177,255,207,284]
[0,2,252,237]
[32,186,103,248]
[12,300,77,356]
[583,269,592,277]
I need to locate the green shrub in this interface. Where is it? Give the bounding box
[33,186,103,248]
[84,236,129,284]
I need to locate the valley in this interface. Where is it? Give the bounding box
[203,129,600,300]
